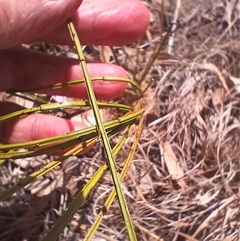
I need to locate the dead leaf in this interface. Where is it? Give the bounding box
[163,142,186,189]
[99,46,113,63]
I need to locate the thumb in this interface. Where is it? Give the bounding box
[0,0,82,49]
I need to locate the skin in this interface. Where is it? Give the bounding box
[0,0,150,146]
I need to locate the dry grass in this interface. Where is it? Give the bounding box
[1,0,240,240]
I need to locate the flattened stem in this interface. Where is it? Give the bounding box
[67,19,137,241]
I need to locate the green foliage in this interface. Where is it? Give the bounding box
[0,20,145,240]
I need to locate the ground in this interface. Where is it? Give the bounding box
[0,0,240,240]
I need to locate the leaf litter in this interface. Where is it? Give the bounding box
[0,0,240,240]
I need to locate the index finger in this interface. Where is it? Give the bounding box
[41,0,150,46]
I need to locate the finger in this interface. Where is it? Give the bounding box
[43,0,150,46]
[1,102,92,155]
[1,47,127,100]
[1,0,82,49]
[1,0,149,49]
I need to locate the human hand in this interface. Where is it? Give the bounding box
[0,0,149,145]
